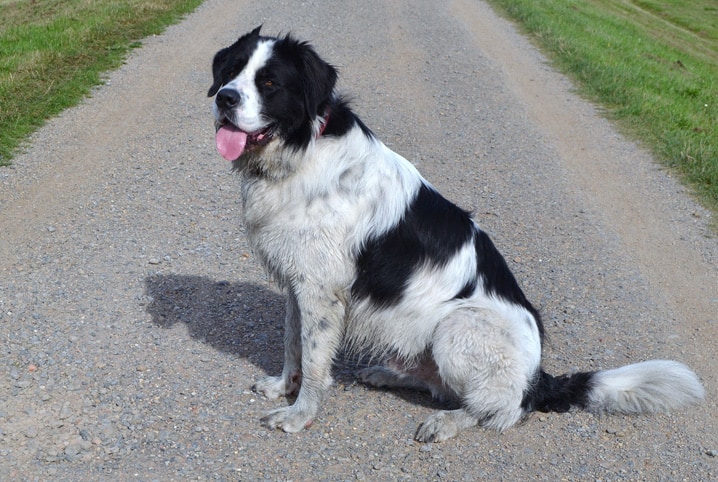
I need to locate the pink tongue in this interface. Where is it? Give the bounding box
[215,125,247,161]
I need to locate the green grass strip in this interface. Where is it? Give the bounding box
[0,0,204,166]
[486,0,718,210]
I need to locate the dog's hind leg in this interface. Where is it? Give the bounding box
[417,306,540,441]
[357,365,426,390]
[357,354,455,401]
[253,293,302,399]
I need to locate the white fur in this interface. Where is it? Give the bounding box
[241,129,422,290]
[588,360,705,414]
[431,304,539,431]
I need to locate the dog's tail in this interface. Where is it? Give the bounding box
[525,360,704,416]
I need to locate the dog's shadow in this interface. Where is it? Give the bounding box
[144,273,448,409]
[144,274,286,374]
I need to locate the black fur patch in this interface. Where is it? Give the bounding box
[321,96,374,140]
[521,369,595,413]
[207,26,263,97]
[352,184,475,307]
[472,230,544,337]
[267,35,337,149]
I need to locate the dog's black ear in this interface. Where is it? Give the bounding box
[207,26,264,97]
[297,42,337,118]
[207,46,228,97]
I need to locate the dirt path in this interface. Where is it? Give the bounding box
[1,0,716,479]
[453,0,718,376]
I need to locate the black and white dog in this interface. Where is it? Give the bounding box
[208,27,703,442]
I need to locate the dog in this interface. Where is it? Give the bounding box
[207,26,704,442]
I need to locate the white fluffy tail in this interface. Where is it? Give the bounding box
[588,360,704,414]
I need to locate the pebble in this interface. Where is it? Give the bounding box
[64,441,83,462]
[59,402,73,420]
[606,427,628,437]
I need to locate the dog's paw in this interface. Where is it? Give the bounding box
[253,375,299,400]
[261,406,314,433]
[415,411,460,443]
[356,366,398,388]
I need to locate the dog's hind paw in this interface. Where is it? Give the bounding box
[253,374,299,400]
[356,366,401,388]
[415,409,479,443]
[415,411,460,442]
[261,406,314,433]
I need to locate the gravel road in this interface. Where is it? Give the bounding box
[1,0,716,480]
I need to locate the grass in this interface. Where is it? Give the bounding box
[0,0,203,166]
[486,0,718,211]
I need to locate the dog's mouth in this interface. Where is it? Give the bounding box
[215,122,276,161]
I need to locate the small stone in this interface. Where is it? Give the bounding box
[43,448,61,462]
[67,380,82,391]
[104,445,120,455]
[706,449,718,457]
[64,442,83,461]
[59,402,73,420]
[606,427,627,437]
[47,226,56,233]
[148,258,161,265]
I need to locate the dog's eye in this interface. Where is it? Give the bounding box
[263,80,275,88]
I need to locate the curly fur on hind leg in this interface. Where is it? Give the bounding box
[420,307,538,439]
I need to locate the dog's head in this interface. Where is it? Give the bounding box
[208,26,337,162]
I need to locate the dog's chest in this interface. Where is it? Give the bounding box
[239,174,359,284]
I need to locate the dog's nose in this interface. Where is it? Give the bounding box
[215,88,242,109]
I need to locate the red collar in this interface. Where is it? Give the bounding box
[317,107,331,138]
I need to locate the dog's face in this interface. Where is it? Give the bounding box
[208,26,338,161]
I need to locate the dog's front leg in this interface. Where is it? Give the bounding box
[260,289,344,432]
[253,293,302,399]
